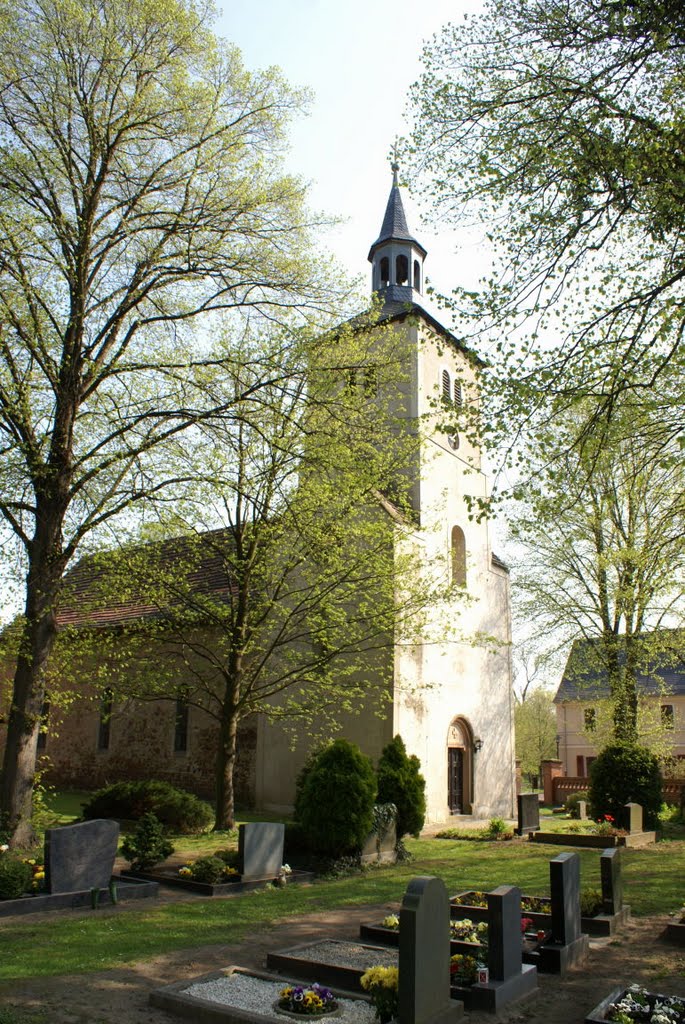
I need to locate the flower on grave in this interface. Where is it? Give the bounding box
[223,866,239,877]
[450,919,487,944]
[280,864,293,875]
[360,966,399,1022]
[278,982,337,1016]
[0,845,8,854]
[381,914,400,930]
[178,866,192,877]
[449,954,480,985]
[520,917,534,934]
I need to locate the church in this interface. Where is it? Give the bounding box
[6,170,517,823]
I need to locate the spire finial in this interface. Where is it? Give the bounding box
[391,141,400,186]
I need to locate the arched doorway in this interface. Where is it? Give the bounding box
[447,716,475,814]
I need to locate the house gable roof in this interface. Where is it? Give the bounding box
[554,632,685,703]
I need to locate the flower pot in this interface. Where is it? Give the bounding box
[273,1001,340,1020]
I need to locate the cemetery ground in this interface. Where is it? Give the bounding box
[1,807,684,1024]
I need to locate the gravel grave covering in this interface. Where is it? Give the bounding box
[184,974,376,1022]
[285,942,397,969]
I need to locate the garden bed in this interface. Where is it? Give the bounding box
[0,876,158,918]
[358,922,483,959]
[450,890,629,937]
[529,832,656,849]
[585,986,685,1024]
[119,867,314,895]
[664,920,685,945]
[265,940,397,995]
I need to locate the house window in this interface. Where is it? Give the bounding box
[174,693,189,753]
[583,707,596,732]
[441,369,451,403]
[661,704,675,729]
[576,755,585,776]
[451,525,467,587]
[98,688,113,750]
[36,698,50,751]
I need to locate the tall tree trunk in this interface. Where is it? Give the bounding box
[1,541,63,847]
[214,700,239,831]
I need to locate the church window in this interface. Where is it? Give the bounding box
[379,256,389,288]
[174,691,189,752]
[453,380,463,407]
[451,525,466,586]
[441,369,451,403]
[661,704,675,729]
[413,259,421,291]
[583,707,596,732]
[395,254,408,285]
[98,687,113,750]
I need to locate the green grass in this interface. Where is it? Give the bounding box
[0,835,682,982]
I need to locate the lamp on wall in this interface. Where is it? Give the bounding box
[474,737,483,753]
[555,734,561,758]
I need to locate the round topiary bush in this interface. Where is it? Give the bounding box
[296,739,377,858]
[376,734,426,838]
[588,743,662,830]
[82,780,212,834]
[120,812,175,870]
[0,855,34,899]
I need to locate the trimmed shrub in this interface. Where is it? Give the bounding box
[187,856,230,884]
[376,735,426,838]
[82,780,212,834]
[296,739,377,858]
[589,743,662,830]
[120,812,174,869]
[0,856,32,899]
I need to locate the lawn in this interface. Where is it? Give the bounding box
[0,831,682,981]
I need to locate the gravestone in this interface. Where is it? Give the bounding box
[550,851,581,944]
[399,876,462,1024]
[623,802,643,834]
[488,885,523,981]
[577,800,588,821]
[45,819,119,894]
[238,822,285,881]
[516,794,540,835]
[600,848,623,916]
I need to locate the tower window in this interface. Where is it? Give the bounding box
[584,707,596,732]
[451,525,466,586]
[661,704,675,729]
[413,259,421,291]
[98,688,113,750]
[442,369,451,403]
[395,254,408,286]
[453,380,463,407]
[379,256,389,288]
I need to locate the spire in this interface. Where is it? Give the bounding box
[368,160,427,303]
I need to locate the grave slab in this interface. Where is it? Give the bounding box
[516,794,540,836]
[238,823,285,881]
[265,940,396,993]
[45,818,119,894]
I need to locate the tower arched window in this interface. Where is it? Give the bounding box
[413,259,421,291]
[441,369,451,403]
[395,254,409,286]
[453,380,463,407]
[379,257,389,288]
[451,525,467,587]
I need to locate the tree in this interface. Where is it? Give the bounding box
[407,0,685,438]
[514,688,557,785]
[508,400,685,743]
[0,0,340,845]
[54,320,445,830]
[376,734,426,838]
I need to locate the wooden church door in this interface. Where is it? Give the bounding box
[448,747,464,813]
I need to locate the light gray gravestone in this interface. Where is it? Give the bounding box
[45,819,119,894]
[550,852,581,945]
[577,800,588,821]
[516,794,540,836]
[238,822,285,880]
[600,848,623,915]
[487,885,523,981]
[399,876,462,1024]
[623,802,643,834]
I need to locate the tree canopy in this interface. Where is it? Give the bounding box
[0,0,342,845]
[407,0,685,434]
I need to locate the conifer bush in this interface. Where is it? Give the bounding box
[82,780,212,833]
[120,812,174,870]
[376,734,426,838]
[296,739,377,857]
[589,743,662,830]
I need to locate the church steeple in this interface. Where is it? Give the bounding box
[368,161,427,305]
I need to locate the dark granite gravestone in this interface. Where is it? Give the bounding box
[488,885,523,981]
[516,794,540,835]
[45,819,119,894]
[238,822,285,880]
[623,802,643,834]
[600,848,623,916]
[399,876,462,1024]
[550,851,581,945]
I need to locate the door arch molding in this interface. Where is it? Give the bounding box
[447,716,475,814]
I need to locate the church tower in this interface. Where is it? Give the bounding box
[368,162,427,305]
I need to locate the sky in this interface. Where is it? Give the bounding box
[216,0,489,319]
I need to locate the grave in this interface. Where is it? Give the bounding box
[527,852,589,975]
[577,800,588,820]
[45,818,119,893]
[451,886,537,1011]
[398,876,463,1024]
[516,794,540,836]
[238,822,284,881]
[265,939,397,992]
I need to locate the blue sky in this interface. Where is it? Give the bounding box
[216,1,488,318]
